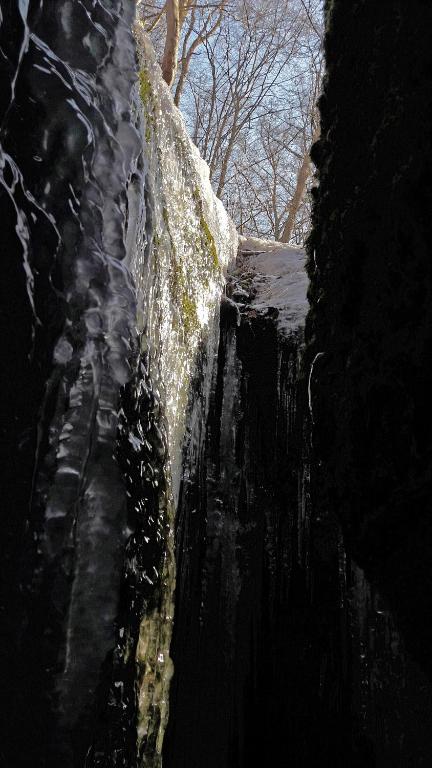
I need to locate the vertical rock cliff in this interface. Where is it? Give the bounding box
[0,7,236,766]
[306,0,432,764]
[1,2,140,764]
[163,239,379,766]
[114,27,237,767]
[307,0,432,683]
[163,236,432,767]
[164,239,313,767]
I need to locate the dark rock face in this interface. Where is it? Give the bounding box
[307,0,432,673]
[163,302,311,767]
[163,267,366,767]
[0,2,146,764]
[307,0,432,725]
[166,237,432,767]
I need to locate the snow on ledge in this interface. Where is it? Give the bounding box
[237,236,309,335]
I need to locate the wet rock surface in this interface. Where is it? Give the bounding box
[165,244,432,767]
[164,248,349,766]
[164,251,315,767]
[0,11,235,766]
[307,0,432,681]
[0,1,140,764]
[306,0,432,763]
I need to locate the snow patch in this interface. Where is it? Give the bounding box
[236,237,309,335]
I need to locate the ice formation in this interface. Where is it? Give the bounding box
[123,26,238,763]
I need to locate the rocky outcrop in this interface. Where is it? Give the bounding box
[114,28,237,767]
[306,0,432,758]
[163,242,373,766]
[0,10,236,767]
[165,235,432,767]
[164,241,315,767]
[0,2,139,764]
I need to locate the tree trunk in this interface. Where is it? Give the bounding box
[161,0,180,86]
[281,126,319,244]
[280,149,311,243]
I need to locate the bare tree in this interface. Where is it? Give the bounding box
[188,1,308,191]
[174,0,227,105]
[138,0,229,92]
[280,15,323,242]
[142,0,323,244]
[280,122,318,243]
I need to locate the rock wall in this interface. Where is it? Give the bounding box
[163,242,379,766]
[116,28,237,766]
[164,242,313,767]
[0,9,236,767]
[0,2,140,764]
[306,0,432,761]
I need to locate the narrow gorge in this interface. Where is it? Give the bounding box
[1,2,432,767]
